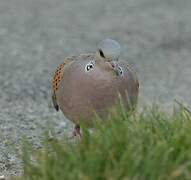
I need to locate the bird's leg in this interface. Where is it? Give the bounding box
[71,124,81,138]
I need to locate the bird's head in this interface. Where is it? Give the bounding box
[95,39,121,62]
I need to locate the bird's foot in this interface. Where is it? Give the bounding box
[69,124,81,140]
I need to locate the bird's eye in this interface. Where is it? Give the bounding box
[85,62,94,72]
[99,49,105,58]
[118,66,123,76]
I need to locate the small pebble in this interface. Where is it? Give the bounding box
[0,175,5,180]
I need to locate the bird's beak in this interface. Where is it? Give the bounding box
[109,61,120,76]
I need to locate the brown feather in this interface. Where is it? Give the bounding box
[51,57,75,111]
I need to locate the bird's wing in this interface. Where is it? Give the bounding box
[79,53,94,60]
[126,63,139,89]
[51,56,75,111]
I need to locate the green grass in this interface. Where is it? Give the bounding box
[17,104,191,180]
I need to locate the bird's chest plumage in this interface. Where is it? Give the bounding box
[56,59,138,125]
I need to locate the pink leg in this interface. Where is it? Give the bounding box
[69,124,81,139]
[72,124,81,137]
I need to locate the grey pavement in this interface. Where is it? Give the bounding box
[0,0,191,176]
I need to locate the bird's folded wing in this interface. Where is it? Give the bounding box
[51,56,75,111]
[126,63,139,89]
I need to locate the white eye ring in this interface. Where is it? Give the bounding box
[118,66,123,76]
[85,61,94,72]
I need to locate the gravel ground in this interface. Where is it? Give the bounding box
[0,0,191,176]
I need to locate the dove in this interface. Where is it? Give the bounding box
[51,39,139,136]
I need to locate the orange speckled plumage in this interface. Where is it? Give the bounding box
[51,58,74,111]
